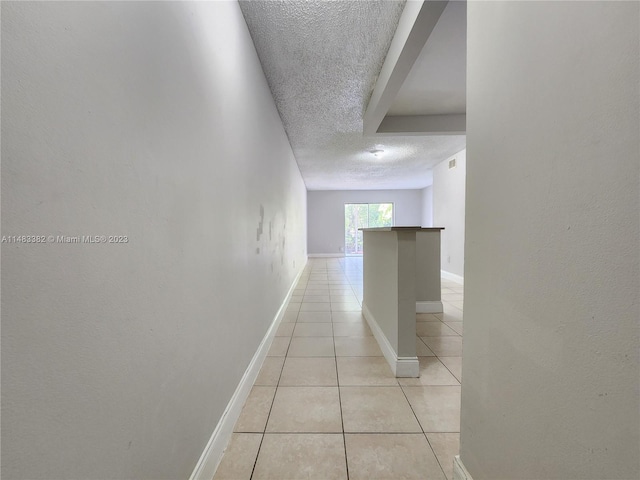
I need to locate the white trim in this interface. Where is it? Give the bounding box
[441,270,464,285]
[189,262,307,480]
[453,455,473,480]
[307,253,345,258]
[416,300,443,313]
[362,303,419,378]
[395,357,420,377]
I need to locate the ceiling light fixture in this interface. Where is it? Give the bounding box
[370,148,385,158]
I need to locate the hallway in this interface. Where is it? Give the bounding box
[214,257,464,480]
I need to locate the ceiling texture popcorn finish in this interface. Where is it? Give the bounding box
[239,0,466,190]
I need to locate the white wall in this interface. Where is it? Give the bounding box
[462,2,639,479]
[1,2,307,479]
[433,149,466,278]
[307,190,423,255]
[420,186,433,227]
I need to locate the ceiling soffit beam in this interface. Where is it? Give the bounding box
[363,0,449,136]
[377,114,466,136]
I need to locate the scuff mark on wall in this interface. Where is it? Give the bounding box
[281,236,286,265]
[256,204,264,242]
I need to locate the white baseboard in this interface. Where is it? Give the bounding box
[308,253,345,258]
[395,357,420,377]
[362,303,419,378]
[453,455,473,480]
[441,270,464,285]
[416,300,443,313]
[189,262,307,480]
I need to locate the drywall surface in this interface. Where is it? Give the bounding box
[362,231,416,359]
[416,231,441,302]
[421,185,433,227]
[363,233,400,351]
[433,149,466,277]
[1,2,306,479]
[307,189,422,254]
[462,2,639,479]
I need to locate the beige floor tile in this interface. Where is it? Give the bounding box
[443,303,463,315]
[449,301,464,310]
[234,386,276,432]
[337,357,397,386]
[444,321,463,335]
[302,295,331,302]
[299,302,331,312]
[335,337,383,356]
[255,356,285,386]
[329,287,354,294]
[285,304,300,314]
[441,293,464,302]
[213,433,262,480]
[439,311,463,322]
[266,386,342,433]
[305,289,330,295]
[287,337,335,357]
[416,338,436,356]
[416,313,441,322]
[421,336,463,357]
[267,337,291,357]
[416,322,459,337]
[398,357,460,386]
[426,433,460,480]
[279,357,338,386]
[402,386,461,432]
[332,323,372,337]
[297,311,332,323]
[440,285,460,292]
[440,310,463,322]
[439,356,462,382]
[275,323,295,337]
[293,322,333,337]
[330,294,359,303]
[331,302,361,312]
[345,434,446,480]
[340,386,421,433]
[281,311,298,323]
[331,311,366,323]
[253,433,347,480]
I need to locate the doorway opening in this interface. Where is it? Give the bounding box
[344,203,394,255]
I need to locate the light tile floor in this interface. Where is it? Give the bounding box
[214,257,464,480]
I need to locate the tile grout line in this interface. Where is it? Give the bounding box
[398,383,450,480]
[334,261,350,480]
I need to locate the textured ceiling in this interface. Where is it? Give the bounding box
[239,0,466,190]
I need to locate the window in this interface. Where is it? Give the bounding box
[344,203,394,255]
